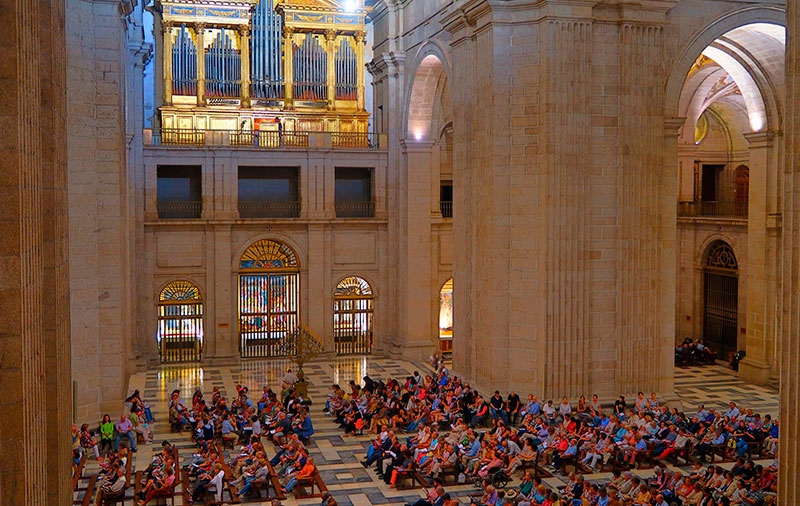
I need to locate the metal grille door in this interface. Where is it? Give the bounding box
[239,273,299,358]
[158,281,203,363]
[703,272,739,360]
[333,276,373,355]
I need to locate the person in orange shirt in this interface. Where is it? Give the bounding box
[282,456,316,493]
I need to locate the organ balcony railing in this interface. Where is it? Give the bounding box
[677,201,748,219]
[145,128,384,150]
[238,200,301,218]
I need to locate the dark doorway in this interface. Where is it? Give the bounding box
[701,164,724,201]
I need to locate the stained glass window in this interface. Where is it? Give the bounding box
[240,239,299,270]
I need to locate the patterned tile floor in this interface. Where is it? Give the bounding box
[75,358,779,505]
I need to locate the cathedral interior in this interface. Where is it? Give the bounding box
[1,0,799,503]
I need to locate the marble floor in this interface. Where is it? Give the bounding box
[75,357,779,506]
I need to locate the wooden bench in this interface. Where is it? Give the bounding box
[658,442,693,467]
[634,444,656,470]
[73,474,98,506]
[72,453,87,492]
[210,441,241,504]
[437,460,462,485]
[532,453,553,478]
[248,461,286,501]
[96,454,132,505]
[295,469,329,499]
[710,442,735,463]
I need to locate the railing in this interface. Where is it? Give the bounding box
[440,201,453,218]
[238,200,300,218]
[677,201,748,218]
[158,201,202,219]
[335,201,374,218]
[147,129,383,150]
[160,129,206,146]
[331,132,374,149]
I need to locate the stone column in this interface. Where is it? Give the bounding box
[195,23,206,106]
[355,31,367,111]
[0,1,71,504]
[740,131,779,383]
[325,29,337,109]
[163,21,174,105]
[240,26,251,108]
[398,140,435,360]
[283,26,295,108]
[779,2,800,502]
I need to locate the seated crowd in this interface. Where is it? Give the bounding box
[73,359,779,506]
[171,367,317,503]
[326,359,778,506]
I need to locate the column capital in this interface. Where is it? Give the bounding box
[663,117,686,137]
[195,22,206,34]
[324,29,337,41]
[744,130,778,147]
[161,20,174,33]
[354,30,367,44]
[238,25,250,37]
[283,26,296,39]
[399,139,435,152]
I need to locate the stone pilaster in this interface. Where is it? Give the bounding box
[741,131,780,384]
[366,48,405,353]
[616,17,674,397]
[0,1,71,504]
[779,0,800,502]
[540,18,594,398]
[398,140,436,360]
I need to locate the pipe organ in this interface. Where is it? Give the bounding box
[153,0,370,135]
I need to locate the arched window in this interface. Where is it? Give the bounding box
[333,276,373,355]
[239,240,300,358]
[439,278,453,353]
[703,241,738,360]
[158,280,203,363]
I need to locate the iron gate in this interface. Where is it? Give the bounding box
[703,241,739,360]
[333,276,373,355]
[239,273,299,358]
[158,281,203,363]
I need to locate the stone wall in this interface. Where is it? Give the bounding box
[139,148,393,361]
[67,0,138,421]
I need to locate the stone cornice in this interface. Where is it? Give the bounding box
[442,0,604,38]
[368,51,406,79]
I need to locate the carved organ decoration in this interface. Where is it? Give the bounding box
[153,0,370,136]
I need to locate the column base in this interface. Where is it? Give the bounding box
[738,359,773,385]
[400,341,438,362]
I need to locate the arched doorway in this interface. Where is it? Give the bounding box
[238,239,299,358]
[438,278,453,354]
[333,276,373,355]
[157,280,204,363]
[703,241,739,360]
